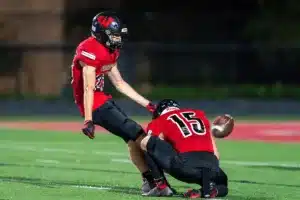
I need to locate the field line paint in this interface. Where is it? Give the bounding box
[72,185,111,190]
[4,143,299,169]
[0,144,128,156]
[4,143,300,169]
[221,160,300,168]
[94,151,127,156]
[5,142,300,169]
[0,140,119,145]
[111,158,131,163]
[0,144,37,151]
[36,159,60,164]
[112,158,300,168]
[42,148,84,154]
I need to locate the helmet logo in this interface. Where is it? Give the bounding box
[110,21,119,30]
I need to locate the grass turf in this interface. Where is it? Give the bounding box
[0,129,300,200]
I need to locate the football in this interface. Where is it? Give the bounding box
[211,114,234,138]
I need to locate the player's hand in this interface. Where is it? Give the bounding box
[146,102,156,113]
[82,120,95,139]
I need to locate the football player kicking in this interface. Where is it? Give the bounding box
[140,99,229,198]
[71,11,167,194]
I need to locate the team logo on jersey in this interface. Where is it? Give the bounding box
[81,51,96,60]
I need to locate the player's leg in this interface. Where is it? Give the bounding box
[141,137,172,182]
[171,152,219,198]
[142,136,216,197]
[141,135,178,173]
[212,167,228,197]
[127,140,156,191]
[92,100,157,192]
[143,152,177,194]
[184,164,228,198]
[127,140,149,175]
[140,135,177,196]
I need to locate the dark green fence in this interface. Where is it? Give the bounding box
[0,43,300,100]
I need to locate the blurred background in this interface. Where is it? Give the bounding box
[1,0,300,117]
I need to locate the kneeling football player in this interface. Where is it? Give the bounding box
[140,99,229,198]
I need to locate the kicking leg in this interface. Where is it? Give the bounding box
[127,139,156,192]
[92,100,156,193]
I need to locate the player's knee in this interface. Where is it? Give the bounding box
[216,185,228,197]
[127,140,149,172]
[140,136,151,151]
[122,119,146,142]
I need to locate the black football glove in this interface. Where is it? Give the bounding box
[82,120,95,139]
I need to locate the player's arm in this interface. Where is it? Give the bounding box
[107,63,152,108]
[81,61,96,121]
[211,134,220,159]
[142,122,165,151]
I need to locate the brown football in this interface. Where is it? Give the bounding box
[211,114,234,138]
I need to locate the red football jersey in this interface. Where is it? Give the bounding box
[146,108,214,153]
[71,37,120,116]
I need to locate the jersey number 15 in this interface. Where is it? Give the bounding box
[168,112,206,138]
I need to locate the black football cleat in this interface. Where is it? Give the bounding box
[201,182,219,198]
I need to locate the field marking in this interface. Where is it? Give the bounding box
[221,160,300,168]
[0,139,119,145]
[111,158,131,163]
[0,144,128,156]
[36,159,60,164]
[112,158,300,169]
[42,148,84,154]
[72,185,111,190]
[2,143,300,169]
[94,151,127,156]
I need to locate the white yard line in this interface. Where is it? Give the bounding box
[112,158,300,168]
[2,143,299,169]
[94,151,127,156]
[71,185,111,190]
[36,159,60,164]
[111,158,131,163]
[0,139,119,145]
[0,144,37,151]
[42,148,84,154]
[0,144,128,156]
[221,160,300,168]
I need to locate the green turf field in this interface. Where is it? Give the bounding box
[0,128,300,200]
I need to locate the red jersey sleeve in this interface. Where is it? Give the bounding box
[146,120,161,137]
[75,44,101,67]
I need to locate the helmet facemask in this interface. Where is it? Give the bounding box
[104,27,127,50]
